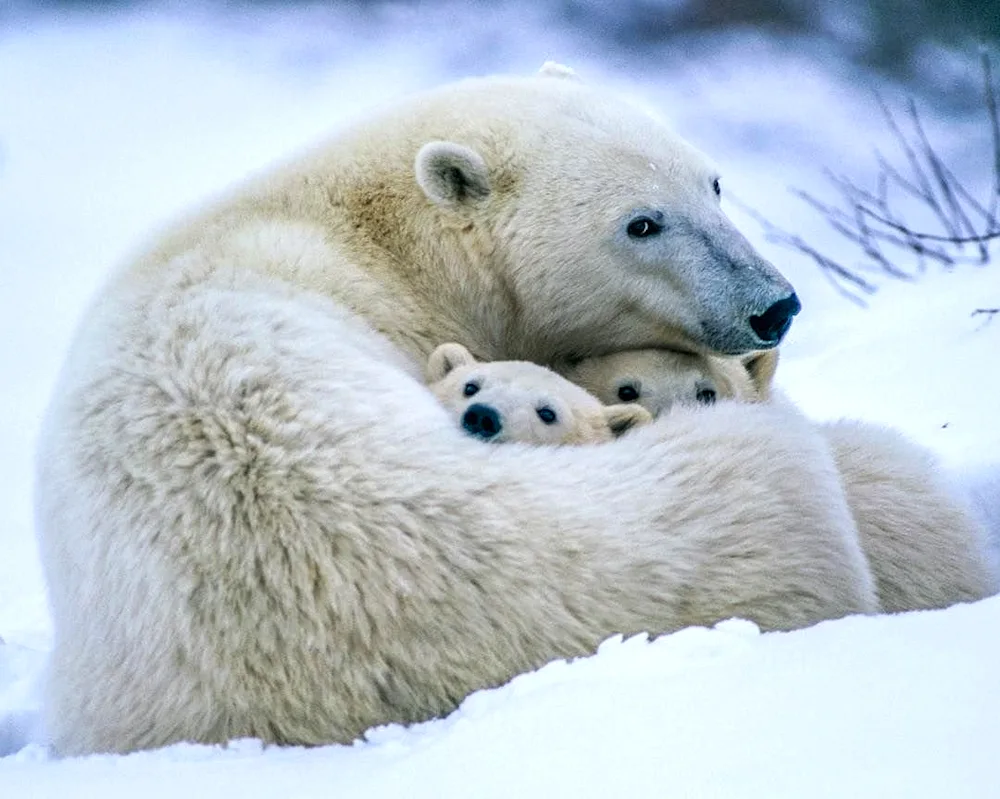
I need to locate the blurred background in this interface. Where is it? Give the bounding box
[4,0,998,101]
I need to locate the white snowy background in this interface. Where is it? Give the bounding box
[1,3,998,796]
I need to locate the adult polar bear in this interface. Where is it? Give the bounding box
[38,64,920,756]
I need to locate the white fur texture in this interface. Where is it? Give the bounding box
[819,420,998,612]
[36,68,942,757]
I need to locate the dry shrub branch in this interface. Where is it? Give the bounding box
[736,49,1000,305]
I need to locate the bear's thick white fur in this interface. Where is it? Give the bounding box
[567,348,999,612]
[37,280,876,755]
[818,421,997,612]
[36,65,979,757]
[427,342,651,443]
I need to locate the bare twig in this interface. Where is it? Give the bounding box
[857,208,1000,244]
[971,307,999,327]
[738,50,1000,302]
[982,48,1000,230]
[906,98,977,238]
[878,93,956,237]
[728,194,878,305]
[792,188,916,277]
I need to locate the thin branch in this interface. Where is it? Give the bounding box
[906,98,976,238]
[971,307,999,327]
[836,164,930,270]
[728,194,878,304]
[739,55,999,301]
[792,189,919,276]
[933,159,995,226]
[982,49,1000,229]
[876,93,956,236]
[857,207,1000,244]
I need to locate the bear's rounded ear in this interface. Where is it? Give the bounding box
[538,61,581,81]
[427,342,478,382]
[415,142,491,208]
[741,349,779,400]
[603,404,653,438]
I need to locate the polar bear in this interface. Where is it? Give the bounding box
[559,348,777,414]
[566,347,998,612]
[818,421,998,612]
[33,64,985,758]
[427,342,651,444]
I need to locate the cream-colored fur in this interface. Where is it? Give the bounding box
[568,347,998,612]
[427,343,650,444]
[560,348,776,414]
[38,285,875,756]
[122,66,798,364]
[36,65,906,757]
[818,421,997,612]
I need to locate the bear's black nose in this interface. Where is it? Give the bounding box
[462,403,502,440]
[750,292,801,344]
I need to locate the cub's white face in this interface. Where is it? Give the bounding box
[426,343,650,445]
[560,348,777,418]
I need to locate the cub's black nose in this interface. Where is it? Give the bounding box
[462,403,502,440]
[750,292,801,344]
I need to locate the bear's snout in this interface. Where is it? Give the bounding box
[749,292,801,344]
[462,403,502,440]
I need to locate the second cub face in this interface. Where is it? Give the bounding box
[560,348,778,418]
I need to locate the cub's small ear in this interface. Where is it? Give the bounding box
[742,348,779,399]
[415,142,491,207]
[538,61,581,81]
[427,342,477,382]
[603,403,653,438]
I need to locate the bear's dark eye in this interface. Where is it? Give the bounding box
[537,407,557,424]
[712,178,721,197]
[696,387,717,405]
[626,216,663,239]
[617,384,640,402]
[463,382,480,397]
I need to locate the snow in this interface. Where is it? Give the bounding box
[3,606,998,797]
[1,5,998,797]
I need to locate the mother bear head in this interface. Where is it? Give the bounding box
[329,61,799,362]
[147,62,798,365]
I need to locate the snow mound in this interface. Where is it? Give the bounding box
[1,601,998,797]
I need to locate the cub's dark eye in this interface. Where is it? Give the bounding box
[463,382,479,397]
[696,387,717,405]
[626,216,663,239]
[617,384,640,402]
[536,407,557,424]
[712,178,721,197]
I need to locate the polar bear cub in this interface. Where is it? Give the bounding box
[560,348,779,417]
[427,343,651,444]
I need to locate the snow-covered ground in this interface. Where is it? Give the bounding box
[3,602,998,798]
[1,5,998,797]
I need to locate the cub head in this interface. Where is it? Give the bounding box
[560,348,778,418]
[427,343,651,444]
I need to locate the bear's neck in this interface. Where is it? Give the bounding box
[313,177,525,366]
[332,249,522,368]
[140,156,528,369]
